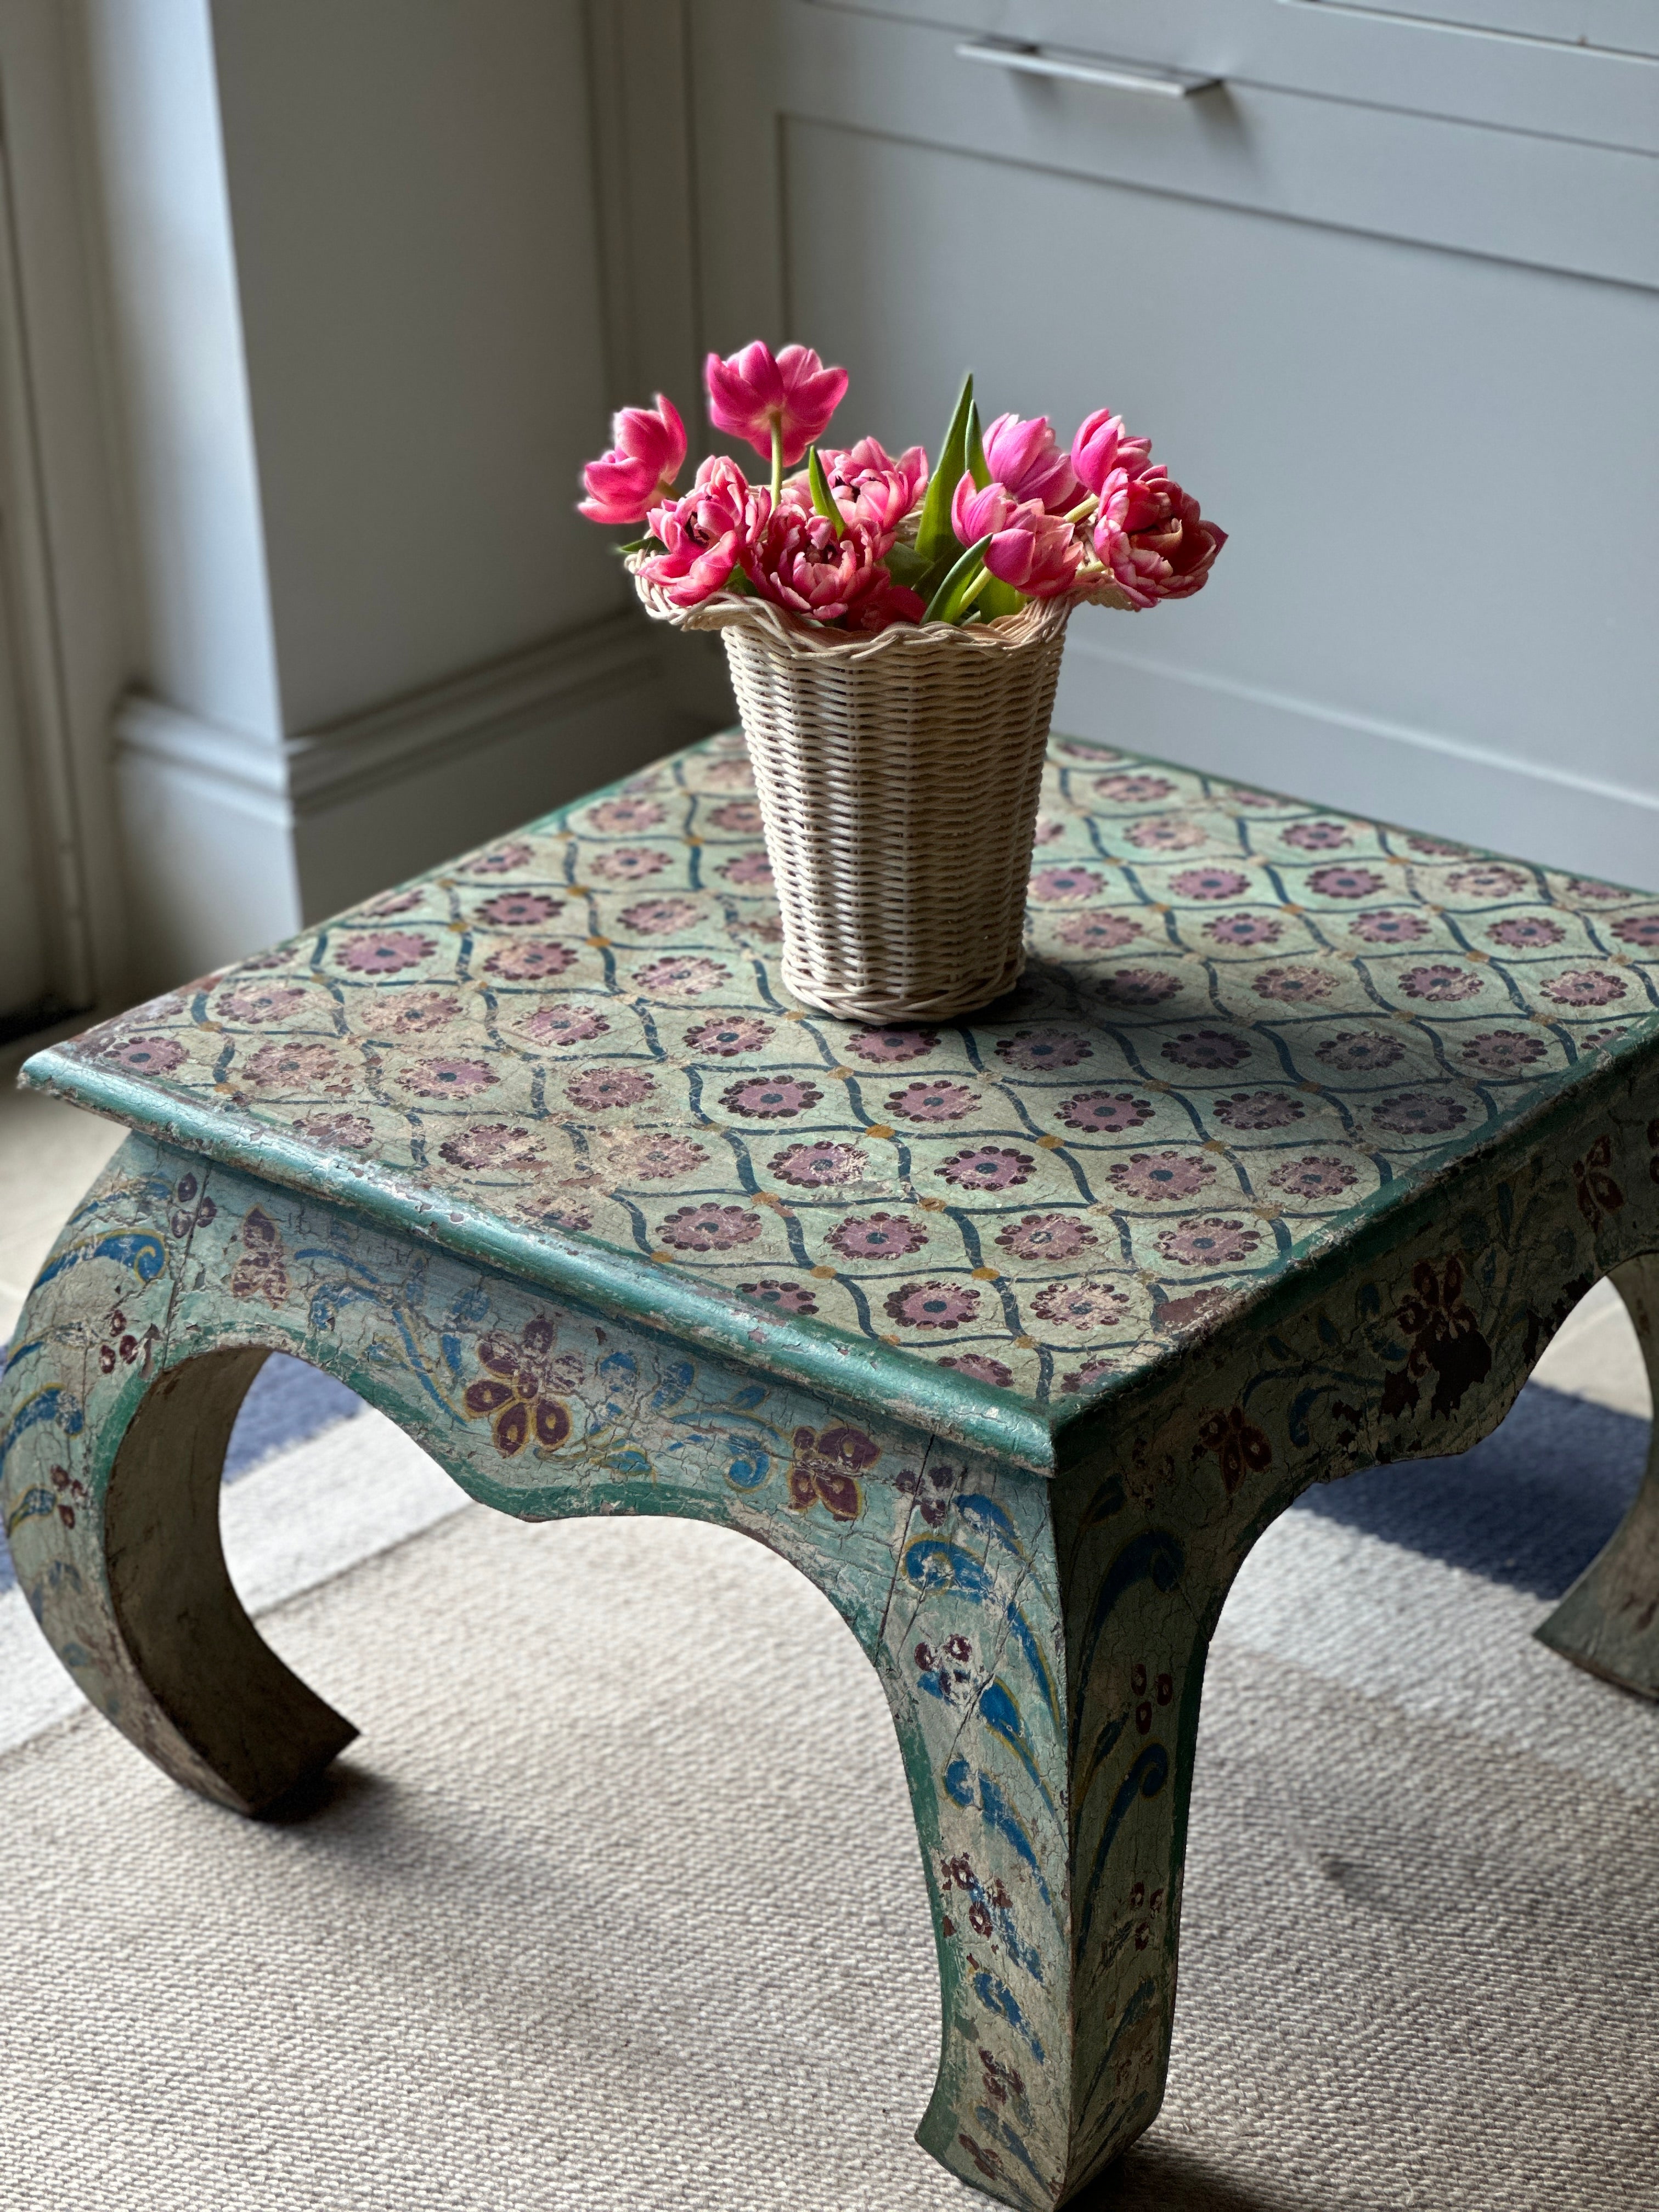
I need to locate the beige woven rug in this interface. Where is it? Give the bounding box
[2,1492,1656,2210]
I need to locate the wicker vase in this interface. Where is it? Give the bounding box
[633,568,1072,1023]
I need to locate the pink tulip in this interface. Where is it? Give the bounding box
[843,576,927,633]
[577,394,687,526]
[980,413,1082,514]
[781,436,928,551]
[1092,466,1226,608]
[639,456,769,608]
[1069,408,1153,501]
[704,341,850,470]
[749,509,891,625]
[951,477,1084,599]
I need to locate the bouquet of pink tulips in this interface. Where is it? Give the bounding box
[578,338,1226,632]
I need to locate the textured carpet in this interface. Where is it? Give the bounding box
[2,1442,1657,2210]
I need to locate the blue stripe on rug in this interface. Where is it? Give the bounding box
[0,1348,363,1598]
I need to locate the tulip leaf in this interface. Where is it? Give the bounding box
[977,575,1023,620]
[922,534,992,625]
[806,444,844,536]
[884,544,931,591]
[967,402,992,491]
[915,371,975,570]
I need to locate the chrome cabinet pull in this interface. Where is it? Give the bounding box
[956,40,1221,99]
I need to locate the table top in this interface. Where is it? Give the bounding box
[29,731,1659,1471]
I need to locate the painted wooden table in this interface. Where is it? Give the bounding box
[6,730,1659,2207]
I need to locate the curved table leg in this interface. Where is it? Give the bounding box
[1536,1251,1659,1699]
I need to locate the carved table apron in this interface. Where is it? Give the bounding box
[6,732,1659,2209]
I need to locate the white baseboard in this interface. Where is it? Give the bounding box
[1054,635,1659,894]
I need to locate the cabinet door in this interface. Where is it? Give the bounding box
[686,0,1659,884]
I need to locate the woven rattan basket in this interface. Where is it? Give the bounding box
[633,567,1073,1022]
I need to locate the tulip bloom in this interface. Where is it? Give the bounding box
[1092,466,1226,608]
[578,394,687,526]
[782,436,928,551]
[705,342,850,492]
[1069,407,1153,501]
[749,509,895,625]
[981,413,1082,514]
[951,477,1084,599]
[639,456,769,608]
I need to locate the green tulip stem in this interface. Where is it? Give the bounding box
[955,565,994,617]
[770,419,785,509]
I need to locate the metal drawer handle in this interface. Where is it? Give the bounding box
[956,40,1220,99]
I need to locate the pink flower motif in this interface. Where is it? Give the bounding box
[1094,771,1173,804]
[828,1212,928,1261]
[1109,1151,1216,1202]
[1124,816,1205,853]
[996,1030,1094,1071]
[633,956,730,1000]
[686,1014,774,1056]
[951,478,1082,597]
[1488,916,1564,949]
[588,798,665,837]
[1401,964,1482,1002]
[847,1026,938,1062]
[1030,865,1104,903]
[619,896,702,937]
[476,892,561,928]
[770,1140,868,1187]
[739,1278,818,1316]
[1352,911,1430,945]
[1374,1091,1468,1136]
[1156,1218,1262,1267]
[1581,1026,1628,1049]
[1171,868,1250,902]
[519,1006,610,1048]
[215,984,309,1025]
[939,1146,1034,1191]
[244,1041,341,1089]
[1252,964,1335,1005]
[887,1079,979,1122]
[1282,821,1351,851]
[721,1075,822,1118]
[1031,815,1066,845]
[1268,1154,1359,1200]
[1055,913,1142,952]
[658,1203,761,1251]
[1032,1280,1131,1329]
[567,1067,657,1111]
[578,392,687,525]
[720,850,774,887]
[939,1352,1014,1389]
[1543,969,1628,1007]
[1059,1091,1154,1133]
[1092,466,1226,608]
[437,1123,544,1172]
[1407,833,1463,857]
[483,940,577,981]
[698,752,753,789]
[885,1280,980,1330]
[1460,1031,1547,1075]
[398,1057,497,1098]
[1162,1030,1250,1071]
[748,507,902,628]
[1308,866,1385,900]
[465,841,535,875]
[1316,1030,1403,1072]
[604,1130,708,1180]
[1069,408,1153,499]
[1613,914,1659,947]
[1060,1357,1116,1395]
[362,889,424,918]
[516,1198,592,1234]
[361,990,461,1036]
[103,1033,187,1075]
[588,847,669,884]
[1566,877,1624,903]
[981,412,1084,512]
[1097,968,1182,1008]
[995,1212,1096,1262]
[294,1111,374,1149]
[1447,864,1528,898]
[704,340,848,467]
[1215,1092,1305,1131]
[1205,913,1282,947]
[707,800,764,837]
[334,930,436,974]
[641,454,770,608]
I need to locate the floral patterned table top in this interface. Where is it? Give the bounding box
[29,730,1659,1465]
